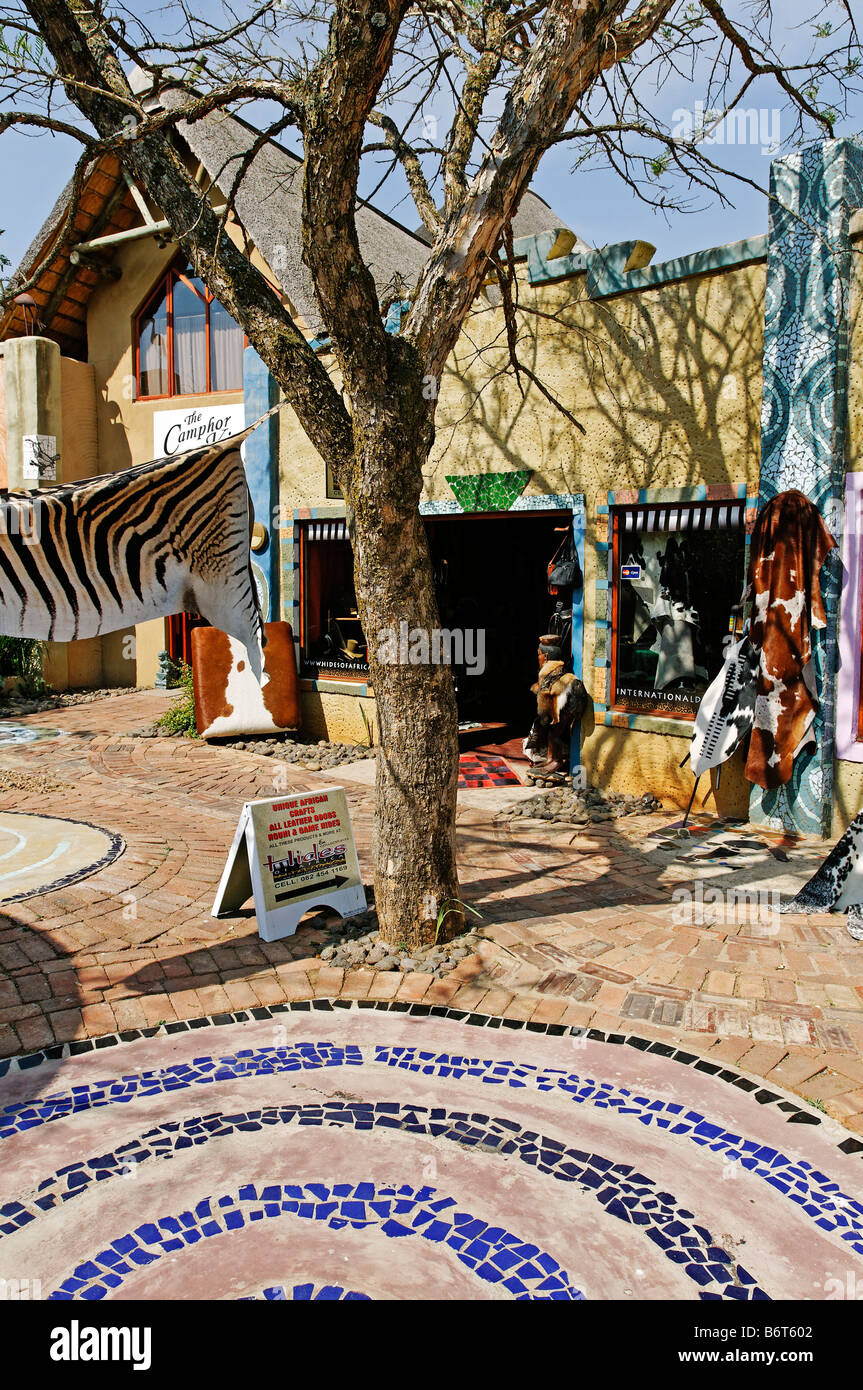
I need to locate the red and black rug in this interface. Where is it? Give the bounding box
[458,753,523,789]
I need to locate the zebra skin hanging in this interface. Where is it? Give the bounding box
[0,424,268,682]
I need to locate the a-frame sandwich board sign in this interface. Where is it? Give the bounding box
[212,786,366,942]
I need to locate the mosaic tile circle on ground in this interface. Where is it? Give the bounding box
[2,1011,861,1301]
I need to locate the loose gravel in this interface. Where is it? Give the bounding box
[0,770,72,795]
[317,910,483,977]
[134,726,375,770]
[505,785,663,825]
[0,687,145,716]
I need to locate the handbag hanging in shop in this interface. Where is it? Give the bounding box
[547,529,582,594]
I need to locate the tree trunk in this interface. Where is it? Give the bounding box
[341,397,462,950]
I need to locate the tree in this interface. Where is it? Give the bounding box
[0,0,859,945]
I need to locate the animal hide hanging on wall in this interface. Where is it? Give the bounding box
[0,422,269,682]
[744,490,836,790]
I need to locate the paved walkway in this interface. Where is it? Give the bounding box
[0,692,862,1132]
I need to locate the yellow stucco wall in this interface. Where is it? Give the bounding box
[299,688,378,745]
[427,258,764,813]
[833,762,863,836]
[85,235,243,475]
[40,357,136,691]
[82,217,277,689]
[279,252,765,794]
[426,261,765,503]
[59,359,99,483]
[0,357,6,486]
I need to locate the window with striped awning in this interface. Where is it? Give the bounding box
[611,498,747,721]
[300,519,367,677]
[306,520,348,541]
[616,501,745,533]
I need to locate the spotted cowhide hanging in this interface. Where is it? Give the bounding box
[744,490,836,789]
[191,621,301,739]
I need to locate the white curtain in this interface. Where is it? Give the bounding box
[139,293,168,397]
[209,299,244,391]
[173,276,207,394]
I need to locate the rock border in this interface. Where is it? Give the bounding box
[505,785,664,825]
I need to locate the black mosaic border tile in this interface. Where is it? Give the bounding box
[0,814,125,904]
[2,996,859,1158]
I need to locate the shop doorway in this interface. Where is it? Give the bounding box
[424,510,576,742]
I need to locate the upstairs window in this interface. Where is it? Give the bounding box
[135,262,245,400]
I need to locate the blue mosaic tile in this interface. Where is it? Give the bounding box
[17,1095,766,1299]
[47,1181,585,1303]
[374,1046,863,1254]
[6,1039,859,1298]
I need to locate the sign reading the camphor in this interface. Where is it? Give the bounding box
[153,403,246,458]
[212,788,366,941]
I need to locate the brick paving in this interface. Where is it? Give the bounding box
[1,691,862,1131]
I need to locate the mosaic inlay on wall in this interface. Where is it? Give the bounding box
[752,139,863,836]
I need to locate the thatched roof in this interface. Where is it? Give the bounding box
[165,92,431,335]
[3,79,579,347]
[0,156,141,353]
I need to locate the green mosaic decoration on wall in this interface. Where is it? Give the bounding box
[445,471,531,512]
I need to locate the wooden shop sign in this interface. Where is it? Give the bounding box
[212,787,366,941]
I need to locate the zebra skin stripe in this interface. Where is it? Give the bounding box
[0,424,268,682]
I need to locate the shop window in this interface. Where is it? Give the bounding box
[300,522,369,678]
[166,612,208,668]
[611,501,745,719]
[135,261,245,400]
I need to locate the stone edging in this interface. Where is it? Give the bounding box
[2,996,861,1160]
[0,814,126,904]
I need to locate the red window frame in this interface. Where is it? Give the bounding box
[298,524,369,682]
[166,612,209,668]
[134,259,247,401]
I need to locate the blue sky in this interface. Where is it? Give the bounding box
[1,0,861,272]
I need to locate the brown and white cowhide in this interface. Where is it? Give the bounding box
[527,661,588,763]
[744,490,836,789]
[191,621,301,740]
